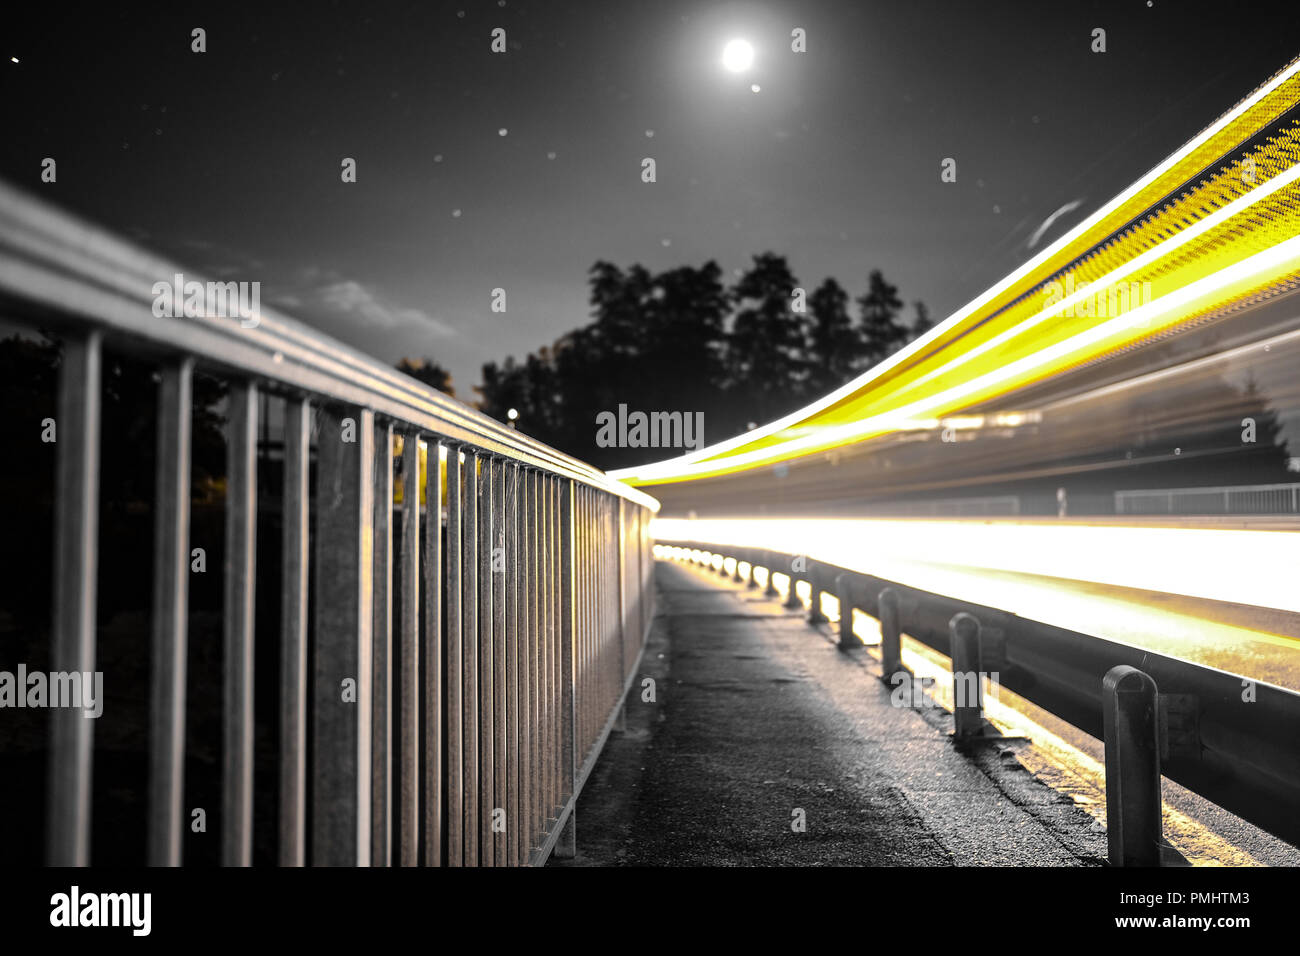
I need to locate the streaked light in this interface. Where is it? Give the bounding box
[610,58,1300,487]
[652,517,1300,614]
[618,232,1300,482]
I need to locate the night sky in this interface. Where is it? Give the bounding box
[4,1,1300,397]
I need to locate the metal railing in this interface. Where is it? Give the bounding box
[1116,482,1300,515]
[0,180,658,866]
[659,540,1300,863]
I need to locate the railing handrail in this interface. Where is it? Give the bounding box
[0,179,657,510]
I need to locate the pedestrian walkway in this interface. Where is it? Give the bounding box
[552,560,1108,866]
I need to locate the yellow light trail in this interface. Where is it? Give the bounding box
[612,56,1300,488]
[622,232,1300,481]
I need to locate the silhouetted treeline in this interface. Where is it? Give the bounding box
[395,357,456,398]
[473,254,933,469]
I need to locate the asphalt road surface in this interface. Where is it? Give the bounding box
[552,561,1107,867]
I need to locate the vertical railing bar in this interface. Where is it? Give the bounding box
[148,357,193,867]
[548,475,559,821]
[47,331,102,867]
[590,490,598,754]
[494,460,508,866]
[311,406,375,866]
[505,463,520,865]
[617,498,626,696]
[422,438,444,866]
[541,474,553,827]
[444,444,463,867]
[371,421,394,866]
[554,478,577,858]
[496,460,505,864]
[462,449,480,867]
[575,487,583,759]
[537,473,548,834]
[599,493,606,745]
[529,470,541,850]
[583,487,589,751]
[478,456,496,863]
[399,431,421,866]
[278,396,310,867]
[519,467,533,863]
[222,381,258,867]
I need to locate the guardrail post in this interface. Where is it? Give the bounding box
[763,551,779,598]
[949,613,983,737]
[744,554,758,589]
[783,558,803,610]
[879,588,903,678]
[1102,665,1162,867]
[807,566,828,625]
[835,574,857,649]
[731,554,744,583]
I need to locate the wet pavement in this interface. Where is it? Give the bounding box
[551,560,1107,867]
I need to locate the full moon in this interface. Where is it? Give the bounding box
[721,39,754,73]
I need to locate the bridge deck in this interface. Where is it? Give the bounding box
[553,561,1106,866]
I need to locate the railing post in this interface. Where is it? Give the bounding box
[763,551,779,598]
[223,381,258,867]
[422,438,444,867]
[461,450,481,866]
[279,396,310,867]
[878,588,903,678]
[370,420,393,867]
[444,445,464,867]
[744,553,758,589]
[1102,665,1162,867]
[506,463,522,865]
[47,331,102,867]
[949,612,983,738]
[491,459,508,867]
[614,497,628,735]
[148,357,193,867]
[554,478,577,859]
[835,574,856,649]
[476,457,497,864]
[399,430,422,868]
[312,405,375,866]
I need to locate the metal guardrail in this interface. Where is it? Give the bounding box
[1116,482,1300,515]
[659,540,1300,862]
[0,180,658,866]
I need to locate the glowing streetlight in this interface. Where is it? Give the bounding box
[721,39,754,73]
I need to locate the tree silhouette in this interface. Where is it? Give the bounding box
[476,253,933,469]
[910,301,934,339]
[807,277,859,395]
[727,253,809,423]
[396,357,455,397]
[857,269,909,364]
